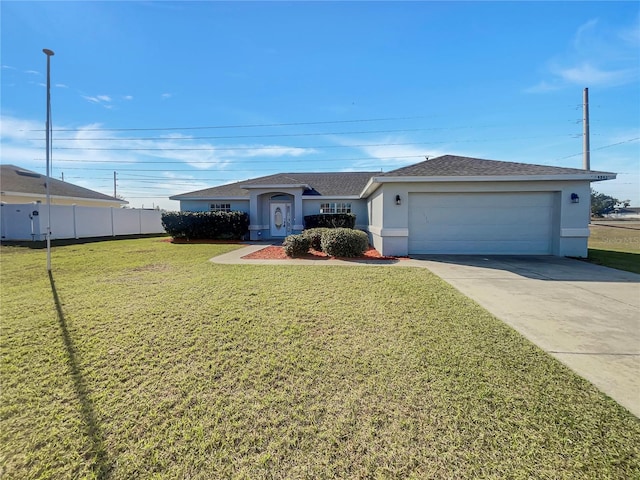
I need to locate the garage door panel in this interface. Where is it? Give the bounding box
[423,225,551,242]
[421,207,552,226]
[419,193,554,209]
[411,239,552,255]
[408,192,555,255]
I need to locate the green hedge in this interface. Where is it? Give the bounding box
[282,234,310,258]
[161,211,249,240]
[303,213,356,229]
[320,228,369,258]
[284,228,369,258]
[302,228,331,251]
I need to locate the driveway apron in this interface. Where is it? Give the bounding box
[413,255,640,418]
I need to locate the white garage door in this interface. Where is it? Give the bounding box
[408,192,555,255]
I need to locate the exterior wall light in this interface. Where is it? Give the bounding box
[571,193,580,203]
[395,194,401,206]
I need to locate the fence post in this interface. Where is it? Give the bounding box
[73,204,78,239]
[0,203,4,240]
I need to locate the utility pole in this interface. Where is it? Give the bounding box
[114,171,117,198]
[61,172,64,182]
[43,48,55,272]
[583,87,590,170]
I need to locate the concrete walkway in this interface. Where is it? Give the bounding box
[212,245,640,417]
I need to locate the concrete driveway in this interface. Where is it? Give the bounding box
[413,255,640,418]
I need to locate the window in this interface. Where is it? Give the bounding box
[210,203,231,212]
[320,202,351,214]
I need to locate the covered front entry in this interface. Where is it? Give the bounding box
[270,202,291,237]
[407,192,555,255]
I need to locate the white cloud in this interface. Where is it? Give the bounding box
[123,95,133,100]
[572,18,599,51]
[231,145,314,158]
[618,15,640,45]
[0,116,42,140]
[82,95,102,104]
[82,94,116,108]
[527,17,640,92]
[0,114,321,208]
[24,70,41,75]
[161,93,172,99]
[55,83,69,88]
[524,80,563,94]
[552,62,638,87]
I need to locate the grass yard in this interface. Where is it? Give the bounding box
[588,221,640,274]
[1,238,639,479]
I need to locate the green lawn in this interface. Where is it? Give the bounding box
[588,222,640,274]
[1,238,639,479]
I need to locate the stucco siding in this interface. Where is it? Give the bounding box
[367,189,386,253]
[179,199,250,213]
[302,199,368,229]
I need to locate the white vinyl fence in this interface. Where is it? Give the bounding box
[1,203,165,241]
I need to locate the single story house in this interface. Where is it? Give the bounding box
[170,155,616,257]
[0,164,126,208]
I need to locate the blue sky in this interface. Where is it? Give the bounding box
[2,1,638,210]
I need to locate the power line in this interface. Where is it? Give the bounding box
[48,127,471,146]
[555,137,640,161]
[39,156,415,165]
[25,115,427,132]
[48,130,573,151]
[43,125,498,142]
[45,155,421,171]
[46,133,569,147]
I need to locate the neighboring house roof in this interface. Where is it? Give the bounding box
[170,171,379,200]
[170,155,617,201]
[0,164,127,204]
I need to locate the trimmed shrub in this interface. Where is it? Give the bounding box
[304,213,356,229]
[320,228,369,257]
[302,228,331,251]
[283,234,310,258]
[161,211,249,240]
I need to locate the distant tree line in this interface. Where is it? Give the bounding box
[591,190,631,217]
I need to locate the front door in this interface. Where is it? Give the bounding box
[270,203,290,237]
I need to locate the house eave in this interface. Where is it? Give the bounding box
[360,177,381,198]
[303,195,361,200]
[169,195,249,201]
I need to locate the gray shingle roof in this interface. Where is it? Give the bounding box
[171,155,615,200]
[170,171,379,199]
[382,155,614,177]
[0,164,125,203]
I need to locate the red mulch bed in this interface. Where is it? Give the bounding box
[161,238,402,261]
[242,245,398,261]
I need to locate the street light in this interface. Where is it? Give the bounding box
[43,48,54,271]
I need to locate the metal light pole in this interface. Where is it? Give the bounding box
[583,87,590,171]
[43,48,55,271]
